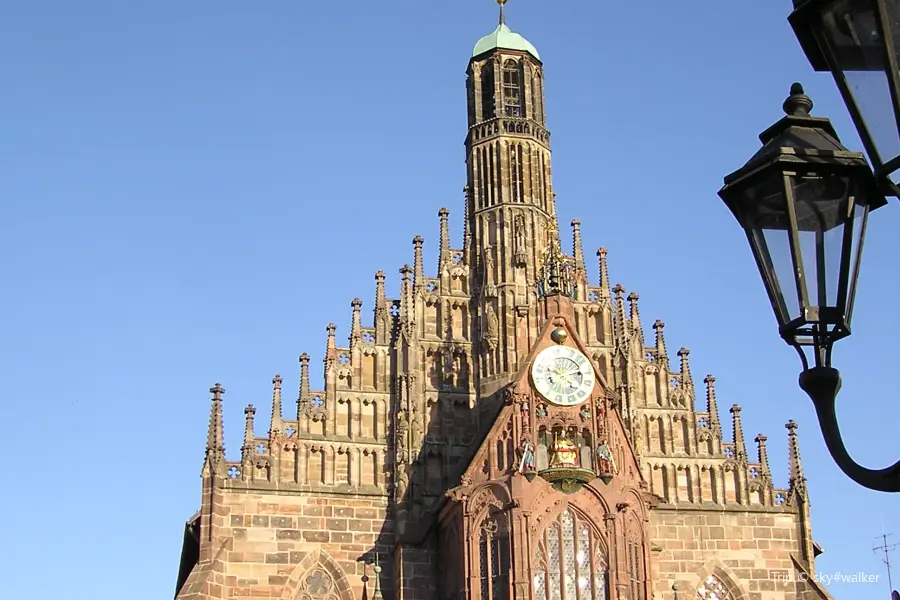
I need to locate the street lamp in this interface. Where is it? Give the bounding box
[718,83,899,493]
[789,0,900,197]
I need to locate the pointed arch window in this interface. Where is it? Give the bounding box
[532,72,544,123]
[625,516,646,600]
[626,539,644,600]
[482,62,495,120]
[533,509,608,600]
[479,513,511,600]
[509,143,524,203]
[697,575,733,600]
[502,59,523,118]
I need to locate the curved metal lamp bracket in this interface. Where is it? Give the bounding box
[799,367,900,493]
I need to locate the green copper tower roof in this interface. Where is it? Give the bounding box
[471,22,540,60]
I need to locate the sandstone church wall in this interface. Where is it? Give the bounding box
[218,490,393,600]
[648,508,817,600]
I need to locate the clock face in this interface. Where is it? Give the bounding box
[531,345,595,406]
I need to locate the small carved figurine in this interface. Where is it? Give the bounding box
[596,439,617,476]
[485,306,499,341]
[514,214,527,267]
[579,405,590,422]
[520,400,530,419]
[535,403,548,417]
[395,465,410,499]
[633,425,644,455]
[549,432,578,468]
[395,412,409,462]
[517,440,536,473]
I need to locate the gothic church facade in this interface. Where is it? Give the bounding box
[175,13,832,600]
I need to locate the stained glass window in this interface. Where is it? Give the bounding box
[533,509,608,600]
[697,575,732,600]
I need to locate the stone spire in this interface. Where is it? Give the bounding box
[296,352,311,424]
[241,404,256,480]
[678,347,693,388]
[653,320,668,363]
[596,248,610,299]
[438,207,451,268]
[413,236,424,289]
[375,271,386,310]
[571,219,586,279]
[786,420,808,501]
[612,284,628,346]
[374,270,389,345]
[243,404,256,450]
[627,292,643,345]
[325,323,337,370]
[298,353,311,407]
[399,265,413,330]
[269,375,283,436]
[755,433,772,482]
[704,375,721,433]
[202,383,226,477]
[730,404,747,462]
[350,298,363,343]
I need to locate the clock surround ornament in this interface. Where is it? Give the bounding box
[530,343,595,407]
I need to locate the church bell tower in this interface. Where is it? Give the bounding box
[466,1,560,382]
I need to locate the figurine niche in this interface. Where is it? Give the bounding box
[549,432,578,468]
[518,440,536,480]
[538,429,596,494]
[596,439,617,484]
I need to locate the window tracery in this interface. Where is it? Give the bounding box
[479,513,511,600]
[626,539,643,600]
[295,567,340,600]
[697,575,732,600]
[502,60,522,117]
[533,509,608,600]
[509,144,524,204]
[625,516,646,600]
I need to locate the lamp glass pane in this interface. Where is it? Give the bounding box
[819,0,900,168]
[740,177,800,324]
[846,199,870,323]
[791,175,853,311]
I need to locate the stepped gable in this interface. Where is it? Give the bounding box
[174,6,829,600]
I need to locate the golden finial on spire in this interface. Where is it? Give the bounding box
[537,219,575,299]
[497,0,508,25]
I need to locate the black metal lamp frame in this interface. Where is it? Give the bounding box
[790,0,900,198]
[719,84,898,493]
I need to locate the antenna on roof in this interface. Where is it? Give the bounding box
[874,533,898,596]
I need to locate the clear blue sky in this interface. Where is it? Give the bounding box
[1,1,897,598]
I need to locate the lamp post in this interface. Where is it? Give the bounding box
[718,83,899,493]
[789,0,900,197]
